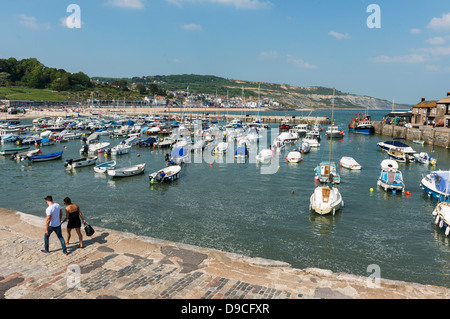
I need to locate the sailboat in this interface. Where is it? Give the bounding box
[310,89,343,215]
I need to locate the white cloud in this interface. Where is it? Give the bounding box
[168,0,273,10]
[413,46,450,56]
[426,64,450,73]
[17,14,50,30]
[286,55,317,69]
[106,0,145,9]
[410,28,421,34]
[328,31,350,40]
[259,51,279,60]
[183,23,203,31]
[370,54,427,64]
[428,12,450,30]
[426,37,447,45]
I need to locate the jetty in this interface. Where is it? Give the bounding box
[1,208,449,300]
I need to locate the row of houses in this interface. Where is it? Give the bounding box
[411,91,450,128]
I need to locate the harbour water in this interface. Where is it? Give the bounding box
[1,109,449,288]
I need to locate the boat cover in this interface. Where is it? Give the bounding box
[433,171,450,194]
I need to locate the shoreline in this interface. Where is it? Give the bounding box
[0,207,449,299]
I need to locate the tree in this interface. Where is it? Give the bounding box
[136,83,147,95]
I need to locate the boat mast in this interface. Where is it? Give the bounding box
[328,88,335,182]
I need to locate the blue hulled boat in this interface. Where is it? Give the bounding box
[420,170,450,202]
[27,151,63,162]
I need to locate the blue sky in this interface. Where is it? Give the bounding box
[1,0,450,104]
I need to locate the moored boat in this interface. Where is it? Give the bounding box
[432,202,450,236]
[94,160,117,173]
[314,161,341,184]
[420,170,450,202]
[65,156,98,169]
[387,147,415,163]
[413,152,436,165]
[326,125,345,138]
[377,140,415,154]
[348,112,375,134]
[340,156,361,170]
[111,143,131,156]
[107,163,146,177]
[256,149,273,163]
[310,184,343,215]
[0,146,31,155]
[286,151,302,163]
[27,151,64,162]
[149,165,181,183]
[377,159,405,193]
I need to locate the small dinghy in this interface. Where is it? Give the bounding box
[65,156,98,168]
[149,165,181,183]
[107,163,146,177]
[256,149,273,163]
[27,151,63,162]
[94,160,117,173]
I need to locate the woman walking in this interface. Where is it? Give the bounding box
[61,197,86,248]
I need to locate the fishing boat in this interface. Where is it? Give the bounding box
[256,149,273,163]
[377,140,415,154]
[278,119,292,131]
[107,163,146,177]
[314,161,341,184]
[27,151,64,162]
[64,156,98,169]
[348,112,375,134]
[111,143,131,156]
[420,170,450,202]
[325,125,345,138]
[295,124,308,136]
[310,89,343,216]
[432,202,450,236]
[340,157,362,170]
[413,152,436,165]
[94,160,117,173]
[377,159,405,193]
[387,147,415,163]
[286,151,302,163]
[149,165,181,183]
[0,146,31,155]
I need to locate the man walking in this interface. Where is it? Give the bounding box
[42,195,68,255]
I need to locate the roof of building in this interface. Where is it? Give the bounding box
[413,100,438,108]
[437,96,450,104]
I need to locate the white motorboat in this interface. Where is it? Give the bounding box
[340,157,361,170]
[107,163,146,177]
[326,125,345,138]
[149,165,182,183]
[94,160,117,173]
[420,170,450,202]
[111,143,131,155]
[299,141,311,154]
[310,185,343,215]
[169,146,190,164]
[65,156,98,169]
[432,202,450,236]
[80,142,110,155]
[303,132,320,148]
[256,149,273,163]
[377,140,414,153]
[286,151,302,163]
[413,152,436,165]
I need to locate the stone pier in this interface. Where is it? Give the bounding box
[0,208,449,300]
